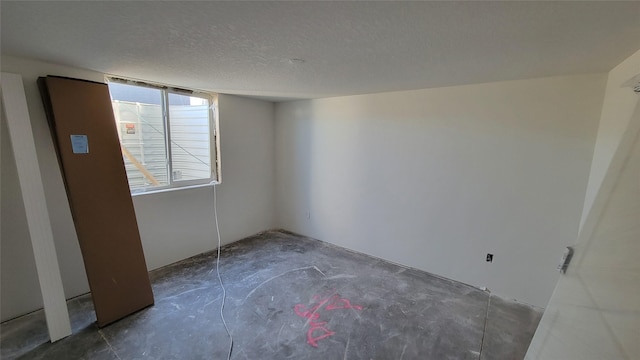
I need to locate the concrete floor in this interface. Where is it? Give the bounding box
[1,230,542,360]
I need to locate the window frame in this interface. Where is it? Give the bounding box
[106,76,221,195]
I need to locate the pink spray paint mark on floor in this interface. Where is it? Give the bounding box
[294,293,363,347]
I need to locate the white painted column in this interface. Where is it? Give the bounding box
[1,72,71,341]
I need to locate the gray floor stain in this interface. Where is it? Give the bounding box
[1,230,543,359]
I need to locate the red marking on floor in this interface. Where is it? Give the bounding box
[294,293,363,347]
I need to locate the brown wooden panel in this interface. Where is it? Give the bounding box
[39,76,154,327]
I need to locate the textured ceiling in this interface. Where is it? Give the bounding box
[2,1,639,101]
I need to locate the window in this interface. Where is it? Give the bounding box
[106,77,219,193]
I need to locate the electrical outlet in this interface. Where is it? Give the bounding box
[486,253,493,262]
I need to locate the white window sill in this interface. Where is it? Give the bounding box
[131,181,220,197]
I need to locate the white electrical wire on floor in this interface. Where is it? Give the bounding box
[213,183,233,360]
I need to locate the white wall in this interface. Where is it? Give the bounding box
[133,93,277,270]
[580,49,640,232]
[2,109,45,322]
[526,103,640,359]
[1,58,100,322]
[0,56,276,321]
[526,48,640,360]
[275,74,605,307]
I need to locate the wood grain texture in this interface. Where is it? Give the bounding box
[39,76,154,327]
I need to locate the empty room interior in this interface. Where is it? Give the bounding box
[1,1,639,360]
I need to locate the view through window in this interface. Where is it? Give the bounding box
[107,79,218,193]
